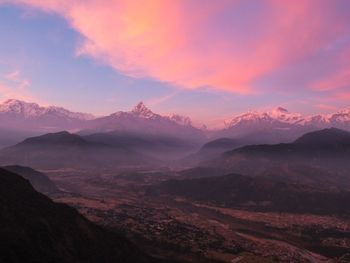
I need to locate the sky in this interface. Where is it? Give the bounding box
[0,0,350,127]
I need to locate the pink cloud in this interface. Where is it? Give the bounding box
[2,0,350,94]
[0,69,38,101]
[312,69,350,91]
[335,92,350,101]
[314,103,338,111]
[311,46,350,91]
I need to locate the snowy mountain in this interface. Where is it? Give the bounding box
[219,107,350,143]
[2,98,350,147]
[224,107,304,128]
[303,109,350,129]
[0,99,204,148]
[110,102,192,126]
[0,99,94,132]
[0,99,94,120]
[82,102,205,142]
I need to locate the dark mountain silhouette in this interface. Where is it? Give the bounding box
[229,128,350,157]
[0,168,154,263]
[294,127,350,146]
[0,131,152,170]
[148,173,350,215]
[0,128,41,149]
[205,128,350,188]
[3,165,59,195]
[83,131,198,160]
[21,131,88,146]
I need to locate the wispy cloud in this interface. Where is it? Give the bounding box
[4,69,31,89]
[5,70,20,81]
[145,91,178,107]
[0,69,37,102]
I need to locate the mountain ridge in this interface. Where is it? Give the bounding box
[3,99,350,148]
[4,99,350,131]
[0,131,152,170]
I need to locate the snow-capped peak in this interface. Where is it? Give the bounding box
[271,106,289,115]
[269,107,303,124]
[304,109,350,126]
[0,99,94,120]
[0,99,42,118]
[224,110,272,127]
[224,107,305,128]
[168,114,192,126]
[108,102,194,127]
[131,102,156,118]
[44,106,95,120]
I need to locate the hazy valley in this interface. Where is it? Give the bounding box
[1,99,350,262]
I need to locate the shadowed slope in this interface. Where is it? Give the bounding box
[0,168,154,263]
[3,165,59,195]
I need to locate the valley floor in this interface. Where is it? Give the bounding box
[46,168,350,263]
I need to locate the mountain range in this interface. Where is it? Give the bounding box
[0,99,94,130]
[0,99,206,149]
[3,99,350,151]
[217,106,350,143]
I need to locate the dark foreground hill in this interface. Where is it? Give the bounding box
[228,127,350,158]
[0,168,154,263]
[3,165,59,195]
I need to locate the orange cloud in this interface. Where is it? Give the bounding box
[2,0,350,93]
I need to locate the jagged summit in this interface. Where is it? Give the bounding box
[272,107,289,114]
[0,99,41,117]
[131,102,155,118]
[224,107,305,128]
